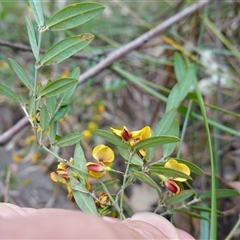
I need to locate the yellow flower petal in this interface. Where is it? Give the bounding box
[110,127,123,137]
[131,126,151,139]
[92,144,115,166]
[164,158,190,182]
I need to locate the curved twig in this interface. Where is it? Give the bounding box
[0,117,29,146]
[78,1,207,84]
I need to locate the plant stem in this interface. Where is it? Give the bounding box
[97,179,126,220]
[33,30,43,143]
[194,77,217,240]
[41,145,87,175]
[119,150,134,220]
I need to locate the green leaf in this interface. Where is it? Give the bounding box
[0,83,22,104]
[69,176,98,214]
[117,147,143,166]
[175,158,203,175]
[112,65,167,102]
[133,136,180,150]
[190,205,224,215]
[46,96,57,118]
[59,67,80,104]
[39,78,78,98]
[28,0,44,26]
[148,164,192,180]
[93,179,120,192]
[92,129,129,149]
[163,120,179,157]
[56,131,83,147]
[53,105,68,122]
[154,108,177,136]
[26,17,38,60]
[39,104,50,132]
[8,58,33,91]
[49,121,57,144]
[73,143,88,182]
[166,189,195,205]
[166,64,195,112]
[41,34,94,66]
[175,209,210,221]
[174,52,186,82]
[199,189,239,200]
[69,67,80,79]
[133,171,161,197]
[46,2,104,31]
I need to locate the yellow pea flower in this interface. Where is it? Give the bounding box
[92,144,115,167]
[164,158,190,182]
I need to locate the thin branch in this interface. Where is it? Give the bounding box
[0,39,109,61]
[0,116,29,146]
[78,1,207,84]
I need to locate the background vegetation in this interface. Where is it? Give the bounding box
[0,1,240,239]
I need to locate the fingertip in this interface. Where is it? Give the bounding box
[130,212,179,239]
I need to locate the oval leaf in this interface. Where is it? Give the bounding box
[28,0,44,26]
[8,58,33,91]
[199,189,239,200]
[39,104,50,132]
[41,34,94,66]
[26,17,38,60]
[148,164,192,180]
[163,120,179,157]
[52,105,68,122]
[39,78,78,98]
[154,108,177,136]
[46,3,104,31]
[56,132,83,147]
[133,136,180,150]
[133,171,161,196]
[69,176,98,214]
[117,147,143,166]
[92,129,129,148]
[0,83,22,104]
[175,209,210,221]
[166,189,195,205]
[174,52,186,83]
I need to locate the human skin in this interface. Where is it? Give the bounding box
[0,203,195,239]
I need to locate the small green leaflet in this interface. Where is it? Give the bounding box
[28,0,44,26]
[148,164,192,180]
[41,34,94,66]
[117,147,143,166]
[92,129,128,149]
[163,120,179,157]
[26,17,38,60]
[133,171,161,197]
[56,132,83,147]
[133,136,180,150]
[0,83,22,104]
[165,189,195,205]
[46,2,104,31]
[39,78,78,98]
[69,176,98,214]
[174,52,186,83]
[39,104,50,132]
[8,58,33,91]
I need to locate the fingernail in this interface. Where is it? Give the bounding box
[130,212,179,239]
